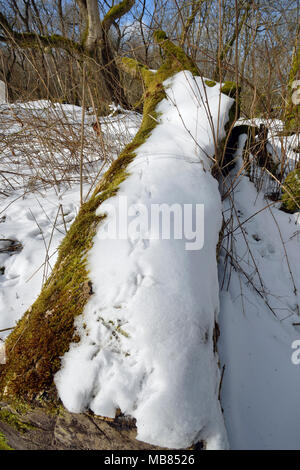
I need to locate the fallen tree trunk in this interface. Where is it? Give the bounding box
[0,31,238,450]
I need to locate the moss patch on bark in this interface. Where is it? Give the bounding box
[284,45,300,132]
[281,168,300,212]
[0,431,13,450]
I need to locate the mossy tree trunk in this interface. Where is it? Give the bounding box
[282,27,300,211]
[284,28,300,132]
[0,31,237,449]
[0,0,135,107]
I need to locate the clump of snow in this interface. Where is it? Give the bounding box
[55,72,234,449]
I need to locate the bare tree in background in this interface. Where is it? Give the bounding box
[0,0,299,121]
[0,0,135,106]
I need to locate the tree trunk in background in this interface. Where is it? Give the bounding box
[0,0,135,108]
[284,26,300,132]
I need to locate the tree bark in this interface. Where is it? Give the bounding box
[284,23,300,132]
[0,402,166,450]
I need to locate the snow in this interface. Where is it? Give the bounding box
[54,71,234,449]
[237,117,300,168]
[0,188,79,335]
[0,101,139,338]
[218,135,300,449]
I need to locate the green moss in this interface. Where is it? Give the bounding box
[221,81,240,99]
[284,112,299,133]
[281,168,300,212]
[153,30,199,76]
[0,409,34,433]
[122,57,149,79]
[284,45,300,131]
[102,0,135,32]
[14,32,82,52]
[104,0,134,21]
[0,30,200,406]
[0,432,13,450]
[47,34,80,49]
[205,80,217,87]
[153,30,167,42]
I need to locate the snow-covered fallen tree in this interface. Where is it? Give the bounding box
[0,32,238,450]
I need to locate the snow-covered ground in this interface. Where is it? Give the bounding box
[219,136,300,450]
[0,100,140,196]
[0,187,78,334]
[0,101,140,338]
[0,78,300,450]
